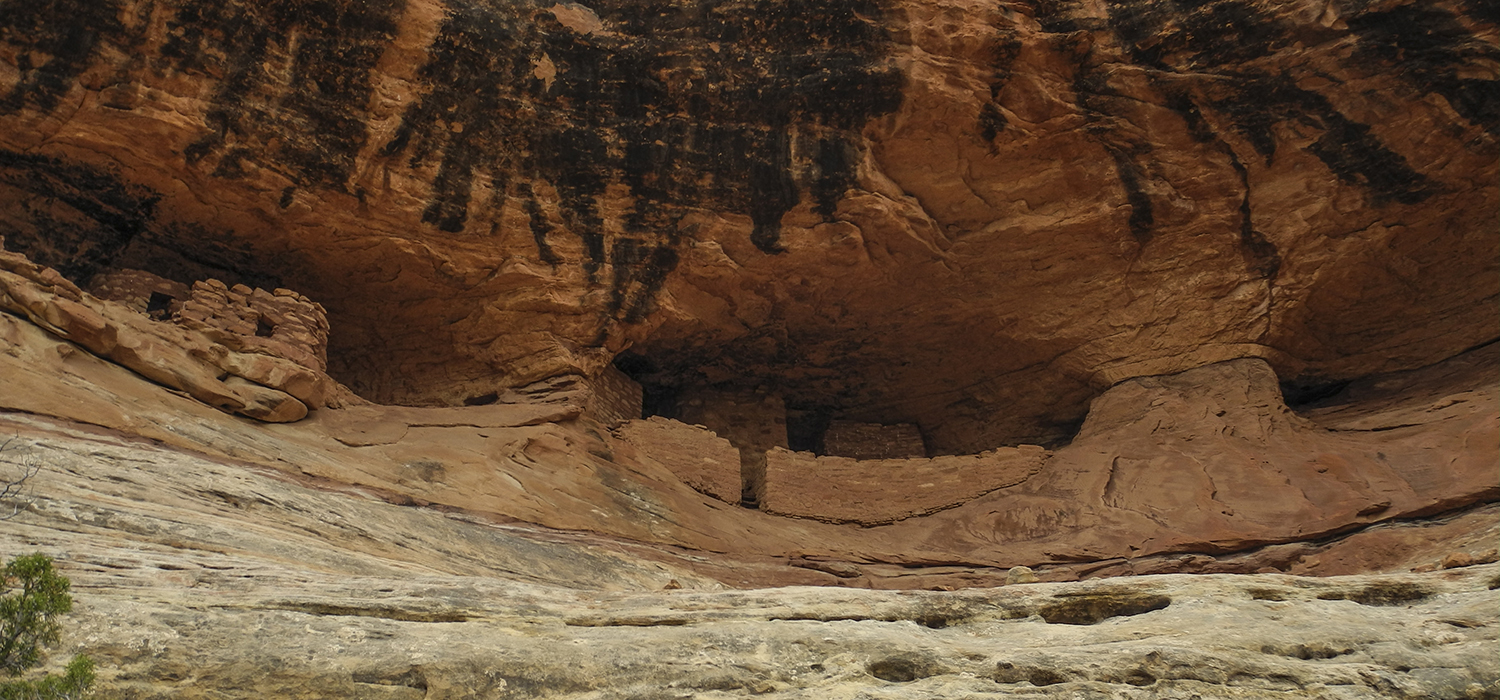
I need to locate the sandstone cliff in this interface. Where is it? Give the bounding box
[0,0,1494,450]
[0,0,1497,697]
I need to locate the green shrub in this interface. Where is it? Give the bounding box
[0,554,93,699]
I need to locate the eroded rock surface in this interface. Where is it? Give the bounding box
[1,416,1497,699]
[762,444,1048,525]
[63,568,1500,700]
[0,1,1496,695]
[923,356,1500,561]
[0,0,1493,451]
[2,284,1493,582]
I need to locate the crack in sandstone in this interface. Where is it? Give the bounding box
[222,602,473,624]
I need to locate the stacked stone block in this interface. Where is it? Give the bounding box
[613,417,741,503]
[584,365,644,427]
[173,279,330,372]
[86,269,192,320]
[674,388,788,506]
[822,420,927,459]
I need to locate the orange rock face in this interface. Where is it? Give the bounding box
[0,0,1495,582]
[0,0,1493,453]
[905,354,1499,562]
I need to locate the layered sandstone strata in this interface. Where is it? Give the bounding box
[3,274,1493,576]
[0,0,1491,453]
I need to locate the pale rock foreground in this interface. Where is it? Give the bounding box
[1,414,1497,699]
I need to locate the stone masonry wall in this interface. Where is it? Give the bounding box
[674,388,788,505]
[2,249,342,423]
[822,420,927,459]
[174,280,330,372]
[86,269,330,374]
[613,417,741,504]
[87,269,192,321]
[762,445,1050,525]
[584,365,644,427]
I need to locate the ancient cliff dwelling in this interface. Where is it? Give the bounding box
[0,0,1496,697]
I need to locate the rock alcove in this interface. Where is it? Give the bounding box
[0,0,1495,576]
[1,0,1498,695]
[4,0,1493,449]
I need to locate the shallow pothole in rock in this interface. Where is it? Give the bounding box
[993,662,1073,686]
[1260,642,1356,660]
[1036,591,1172,625]
[1247,587,1291,601]
[1315,581,1434,606]
[867,653,944,683]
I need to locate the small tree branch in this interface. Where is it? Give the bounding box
[0,436,41,520]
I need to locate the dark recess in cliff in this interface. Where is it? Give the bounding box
[0,151,159,282]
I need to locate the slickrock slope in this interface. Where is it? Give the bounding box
[2,412,1497,699]
[51,565,1500,699]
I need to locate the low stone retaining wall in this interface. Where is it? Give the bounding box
[763,445,1049,525]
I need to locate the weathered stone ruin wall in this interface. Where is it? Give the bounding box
[583,365,644,428]
[87,268,331,373]
[674,388,788,504]
[821,420,927,459]
[617,413,1048,521]
[1,245,343,422]
[763,445,1049,526]
[614,417,740,503]
[175,280,330,372]
[86,269,191,320]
